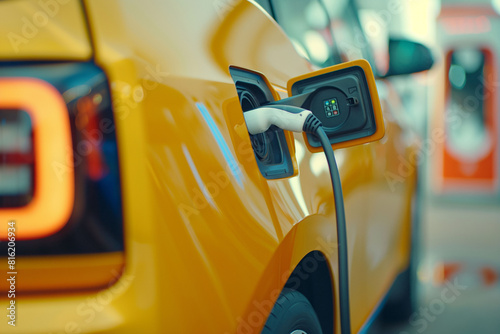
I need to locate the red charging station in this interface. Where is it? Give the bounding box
[433,5,500,196]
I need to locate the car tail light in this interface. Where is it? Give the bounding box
[0,79,74,240]
[0,62,124,293]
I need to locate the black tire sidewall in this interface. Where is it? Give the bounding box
[262,289,323,334]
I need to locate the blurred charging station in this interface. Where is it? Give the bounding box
[432,4,500,199]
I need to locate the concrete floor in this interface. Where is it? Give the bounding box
[368,190,500,333]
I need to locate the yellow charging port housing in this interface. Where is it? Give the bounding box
[287,59,385,152]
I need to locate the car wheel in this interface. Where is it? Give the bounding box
[261,288,323,334]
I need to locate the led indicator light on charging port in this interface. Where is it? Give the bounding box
[324,98,339,118]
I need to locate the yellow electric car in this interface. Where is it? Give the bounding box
[0,0,427,333]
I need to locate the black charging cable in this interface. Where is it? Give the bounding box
[303,113,351,334]
[244,107,352,334]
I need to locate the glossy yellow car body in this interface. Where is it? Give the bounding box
[0,0,416,333]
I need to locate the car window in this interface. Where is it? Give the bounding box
[267,0,376,70]
[322,0,376,67]
[270,0,340,67]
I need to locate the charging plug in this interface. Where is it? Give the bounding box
[243,105,313,135]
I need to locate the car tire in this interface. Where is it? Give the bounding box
[261,288,323,334]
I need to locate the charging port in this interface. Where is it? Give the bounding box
[230,67,294,179]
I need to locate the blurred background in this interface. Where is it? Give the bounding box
[258,0,500,332]
[1,0,498,332]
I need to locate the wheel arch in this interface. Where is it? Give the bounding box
[284,250,335,334]
[238,215,339,334]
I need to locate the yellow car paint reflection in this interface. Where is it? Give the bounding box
[0,0,417,333]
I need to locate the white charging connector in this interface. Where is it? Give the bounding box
[243,106,312,135]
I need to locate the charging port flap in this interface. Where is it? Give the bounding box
[287,59,385,152]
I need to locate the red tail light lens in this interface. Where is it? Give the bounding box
[0,79,75,240]
[0,62,124,293]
